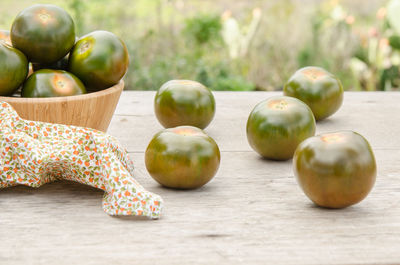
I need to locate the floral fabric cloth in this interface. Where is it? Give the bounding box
[0,102,163,218]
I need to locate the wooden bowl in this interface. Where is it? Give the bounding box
[0,81,124,132]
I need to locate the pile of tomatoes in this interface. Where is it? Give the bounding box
[0,4,129,97]
[146,67,376,210]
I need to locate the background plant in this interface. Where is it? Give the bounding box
[0,0,394,91]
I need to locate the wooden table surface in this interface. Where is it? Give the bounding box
[1,91,400,265]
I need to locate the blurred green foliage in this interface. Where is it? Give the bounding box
[0,0,398,91]
[184,14,222,45]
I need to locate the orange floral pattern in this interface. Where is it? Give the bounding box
[0,102,163,218]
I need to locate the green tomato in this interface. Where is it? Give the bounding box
[21,69,86,97]
[0,43,29,96]
[246,96,316,160]
[11,4,75,64]
[68,30,129,92]
[0,30,11,46]
[145,126,220,189]
[284,66,344,121]
[154,80,216,129]
[293,131,377,208]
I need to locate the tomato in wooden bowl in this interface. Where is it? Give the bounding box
[11,4,75,64]
[0,81,124,132]
[1,4,126,132]
[22,69,85,97]
[68,30,129,92]
[0,43,29,96]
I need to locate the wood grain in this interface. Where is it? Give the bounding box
[110,91,400,152]
[1,91,400,265]
[0,81,124,132]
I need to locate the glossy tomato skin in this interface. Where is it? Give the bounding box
[145,126,220,189]
[0,30,12,45]
[22,69,86,97]
[154,80,216,129]
[11,4,75,64]
[246,96,316,160]
[293,131,376,208]
[284,66,344,121]
[0,43,29,96]
[68,30,129,92]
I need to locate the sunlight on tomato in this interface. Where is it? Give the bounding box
[22,69,86,97]
[154,80,216,129]
[246,96,316,160]
[293,131,377,208]
[145,126,220,189]
[284,66,344,121]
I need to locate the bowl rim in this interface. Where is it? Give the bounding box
[0,80,124,103]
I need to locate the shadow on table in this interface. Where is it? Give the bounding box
[316,117,342,127]
[305,201,375,218]
[0,180,158,221]
[0,179,102,197]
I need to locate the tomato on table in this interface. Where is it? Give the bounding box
[145,126,220,189]
[154,80,216,129]
[246,96,316,160]
[293,131,377,208]
[284,66,344,121]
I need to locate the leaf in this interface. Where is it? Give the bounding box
[389,35,400,50]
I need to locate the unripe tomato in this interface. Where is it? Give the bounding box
[293,131,377,208]
[0,43,29,96]
[11,4,75,64]
[22,69,86,97]
[284,66,344,121]
[68,30,129,92]
[145,126,220,189]
[246,96,316,160]
[154,80,216,129]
